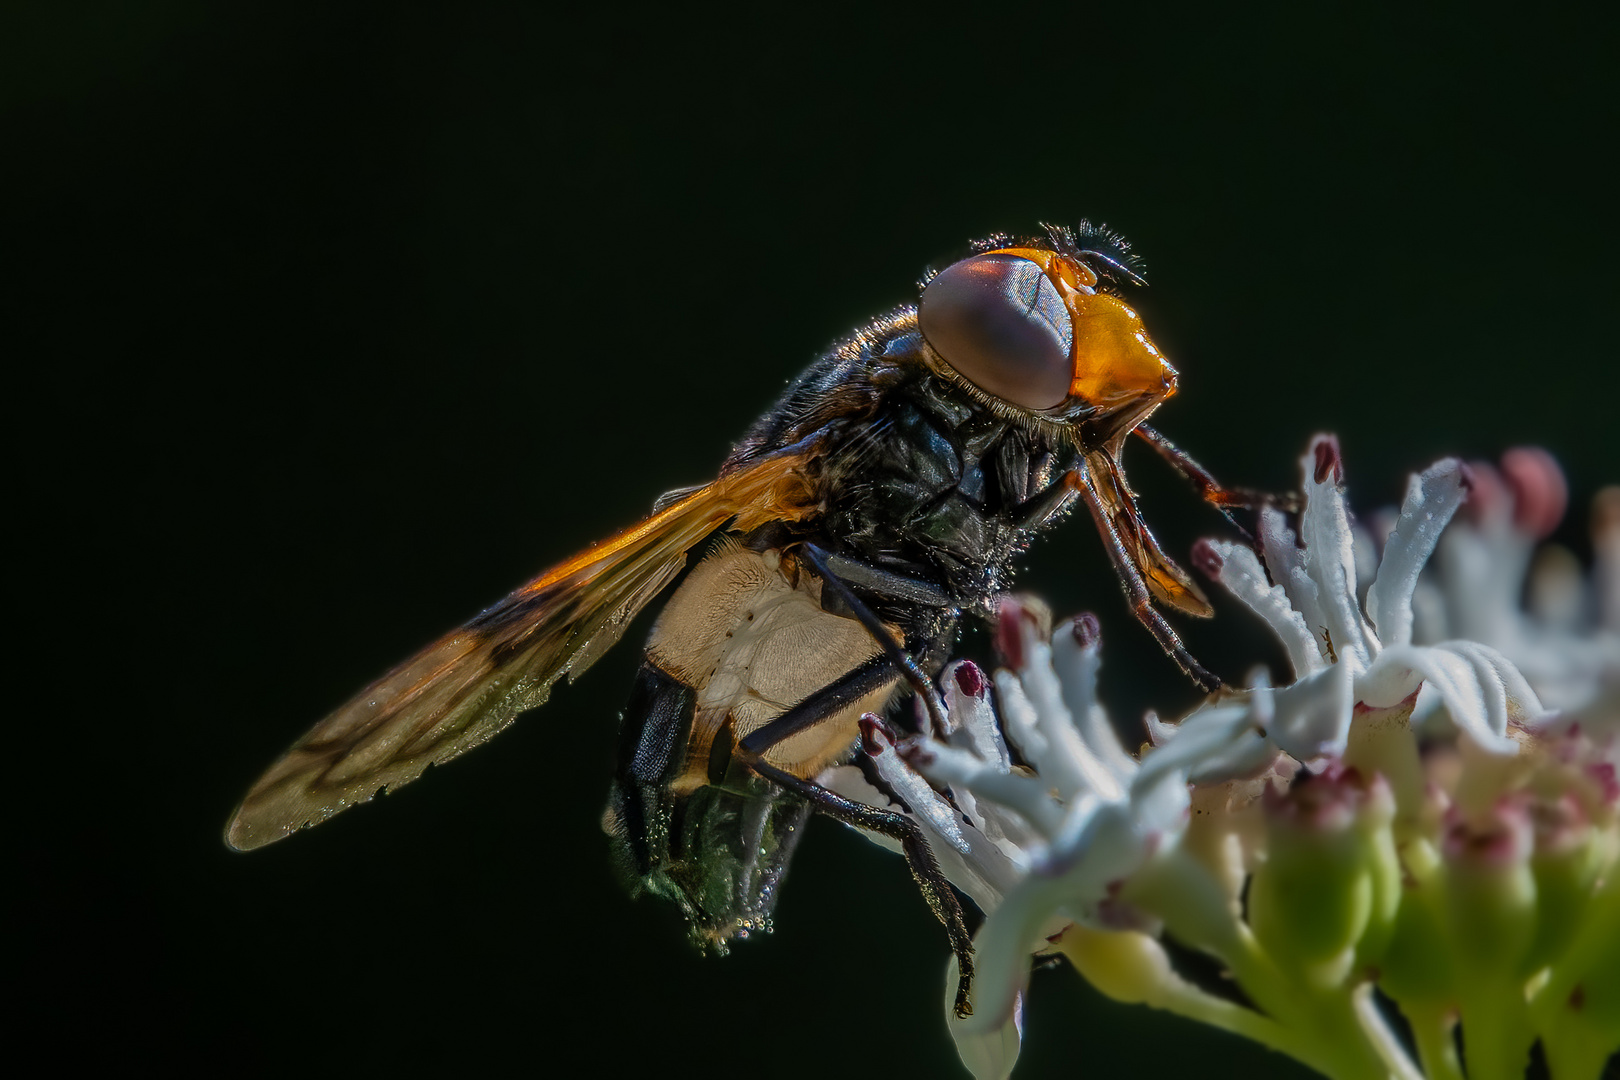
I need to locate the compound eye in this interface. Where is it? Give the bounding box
[918,253,1074,411]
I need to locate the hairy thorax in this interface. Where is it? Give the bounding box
[817,370,1080,610]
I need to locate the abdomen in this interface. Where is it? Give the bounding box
[601,540,899,946]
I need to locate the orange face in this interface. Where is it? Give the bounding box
[918,245,1178,417]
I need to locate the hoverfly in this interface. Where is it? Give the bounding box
[226,222,1251,1017]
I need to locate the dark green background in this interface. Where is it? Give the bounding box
[13,3,1616,1077]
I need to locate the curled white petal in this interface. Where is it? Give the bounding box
[1367,458,1468,647]
[1273,660,1354,762]
[1436,524,1534,647]
[1373,641,1540,753]
[963,802,1167,1037]
[1143,699,1271,790]
[911,741,1067,840]
[1260,506,1312,616]
[1019,641,1127,803]
[960,871,1060,1034]
[819,763,1023,914]
[1050,801,1156,898]
[992,673,1046,766]
[1203,539,1322,677]
[856,723,972,855]
[1299,440,1376,670]
[1051,624,1138,784]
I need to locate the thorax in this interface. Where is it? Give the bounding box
[817,365,1080,606]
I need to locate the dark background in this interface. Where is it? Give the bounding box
[12,3,1617,1077]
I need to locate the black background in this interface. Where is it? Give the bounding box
[11,3,1617,1077]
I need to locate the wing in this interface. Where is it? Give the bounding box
[224,442,823,851]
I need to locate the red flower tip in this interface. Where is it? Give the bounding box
[1500,447,1568,539]
[1312,435,1344,485]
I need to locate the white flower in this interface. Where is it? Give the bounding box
[1194,436,1549,762]
[1407,448,1620,717]
[824,602,1216,1078]
[822,436,1620,1080]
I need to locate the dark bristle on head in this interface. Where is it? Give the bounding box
[1043,220,1147,289]
[923,223,1146,292]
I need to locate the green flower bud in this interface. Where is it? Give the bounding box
[1523,792,1601,976]
[1440,797,1537,979]
[1247,765,1397,988]
[1376,844,1454,1005]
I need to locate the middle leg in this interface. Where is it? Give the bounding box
[734,657,977,1018]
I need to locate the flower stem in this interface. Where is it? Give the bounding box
[1056,928,1318,1066]
[1455,980,1535,1080]
[1401,1003,1466,1080]
[1530,868,1620,1079]
[1058,926,1397,1080]
[1351,984,1424,1080]
[1299,986,1408,1080]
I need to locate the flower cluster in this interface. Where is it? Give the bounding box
[822,438,1619,1080]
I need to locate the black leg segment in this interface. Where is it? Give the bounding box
[730,625,977,1017]
[799,542,950,738]
[742,754,977,1019]
[735,654,900,757]
[1134,423,1301,528]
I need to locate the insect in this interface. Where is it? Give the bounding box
[225,222,1253,1017]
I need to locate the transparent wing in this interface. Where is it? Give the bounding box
[225,444,822,851]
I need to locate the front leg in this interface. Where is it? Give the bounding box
[1134,423,1302,526]
[1071,459,1223,693]
[1008,467,1084,533]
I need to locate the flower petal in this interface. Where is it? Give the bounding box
[1021,640,1128,803]
[1051,617,1139,786]
[992,672,1048,766]
[1436,523,1535,646]
[1271,659,1354,762]
[1299,437,1376,670]
[1149,693,1284,790]
[946,955,1022,1080]
[959,877,1056,1035]
[1199,538,1322,678]
[1367,458,1469,648]
[818,761,1024,913]
[910,740,1067,841]
[862,723,973,855]
[1374,641,1540,753]
[943,660,1012,771]
[1261,505,1333,665]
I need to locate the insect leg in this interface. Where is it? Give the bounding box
[799,542,950,738]
[739,654,898,752]
[814,549,955,609]
[731,673,975,1018]
[752,757,976,1017]
[1070,463,1223,693]
[1008,468,1084,532]
[1133,423,1301,525]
